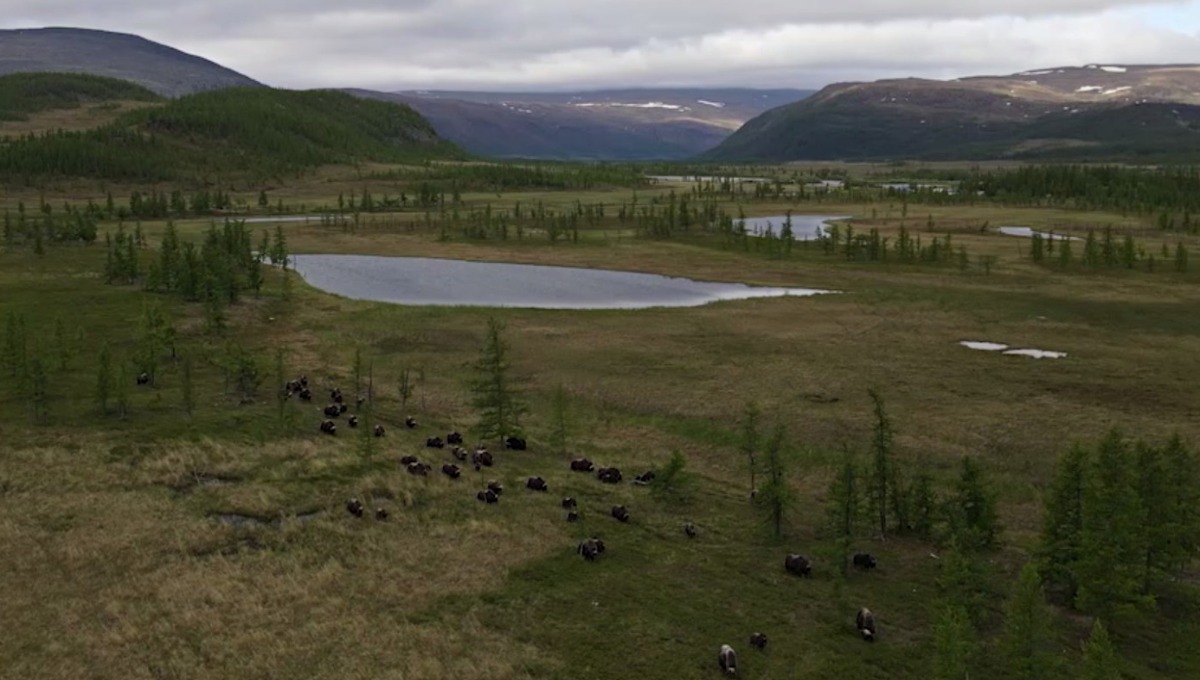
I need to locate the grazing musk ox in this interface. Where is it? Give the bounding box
[404,416,417,429]
[400,455,419,466]
[856,608,877,641]
[611,505,630,523]
[566,510,580,522]
[570,458,595,472]
[426,436,444,449]
[373,425,386,438]
[597,467,622,484]
[718,644,738,675]
[526,476,548,492]
[683,521,698,539]
[348,415,359,428]
[447,431,464,445]
[504,436,527,451]
[406,462,431,476]
[487,480,504,496]
[633,470,656,486]
[561,497,578,509]
[472,450,494,468]
[323,404,340,418]
[577,537,606,561]
[477,488,499,504]
[784,554,812,577]
[375,507,389,521]
[853,553,878,570]
[749,632,768,651]
[441,463,462,479]
[136,372,150,385]
[319,420,337,435]
[346,498,364,518]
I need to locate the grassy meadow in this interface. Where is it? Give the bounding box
[2,165,1199,680]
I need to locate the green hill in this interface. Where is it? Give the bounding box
[0,86,465,181]
[0,72,161,121]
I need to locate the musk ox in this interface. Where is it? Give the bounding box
[749,632,768,651]
[136,372,150,385]
[346,498,364,518]
[853,553,878,570]
[683,521,698,539]
[633,470,656,486]
[504,436,527,451]
[577,537,606,561]
[375,507,389,521]
[373,425,385,438]
[570,458,595,472]
[338,403,348,414]
[404,416,417,429]
[487,480,504,496]
[472,450,494,468]
[611,505,630,523]
[451,446,468,462]
[426,436,444,449]
[526,476,548,492]
[561,497,578,509]
[597,467,622,484]
[323,404,340,418]
[447,431,463,445]
[785,554,812,578]
[348,415,359,428]
[856,608,876,641]
[477,488,499,504]
[718,644,738,675]
[441,464,462,479]
[331,388,343,403]
[407,462,430,476]
[566,510,580,522]
[319,420,337,435]
[298,387,312,401]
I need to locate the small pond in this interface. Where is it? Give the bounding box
[737,214,850,240]
[288,255,834,309]
[997,226,1080,241]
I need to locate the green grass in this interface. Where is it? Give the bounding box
[0,72,160,121]
[2,189,1199,679]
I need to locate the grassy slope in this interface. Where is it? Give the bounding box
[1,187,1199,678]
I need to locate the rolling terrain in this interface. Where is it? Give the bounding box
[0,27,261,97]
[705,64,1200,162]
[351,88,812,160]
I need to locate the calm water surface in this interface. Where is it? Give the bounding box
[288,255,834,309]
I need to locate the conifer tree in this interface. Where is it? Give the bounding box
[1077,430,1150,619]
[999,562,1055,680]
[398,367,414,415]
[911,469,938,540]
[1081,620,1121,680]
[1040,444,1089,605]
[826,449,860,573]
[947,456,1001,551]
[759,423,792,539]
[739,400,761,498]
[469,317,526,448]
[932,603,975,680]
[867,388,893,537]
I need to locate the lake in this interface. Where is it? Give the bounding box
[738,214,850,240]
[287,255,834,309]
[997,226,1080,241]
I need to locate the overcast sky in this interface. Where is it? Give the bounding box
[4,1,1200,91]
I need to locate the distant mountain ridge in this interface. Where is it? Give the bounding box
[351,88,812,160]
[704,64,1200,162]
[0,27,260,96]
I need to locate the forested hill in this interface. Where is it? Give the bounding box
[703,63,1200,162]
[0,72,162,121]
[0,87,465,182]
[0,27,261,97]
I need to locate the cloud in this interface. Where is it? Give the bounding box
[2,0,1198,90]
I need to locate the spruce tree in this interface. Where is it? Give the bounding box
[948,456,1001,551]
[469,317,526,448]
[739,400,761,498]
[1040,443,1089,605]
[759,423,792,539]
[398,367,414,415]
[911,469,938,540]
[1154,435,1200,575]
[1000,562,1055,680]
[825,449,860,573]
[932,603,975,680]
[1077,430,1150,619]
[1081,619,1121,680]
[867,388,893,537]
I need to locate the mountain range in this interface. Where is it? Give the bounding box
[704,64,1200,162]
[5,26,1200,162]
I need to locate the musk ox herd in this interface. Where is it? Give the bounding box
[287,373,883,674]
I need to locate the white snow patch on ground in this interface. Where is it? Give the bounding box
[1100,66,1128,73]
[572,102,685,110]
[1004,349,1068,359]
[1076,86,1102,93]
[1020,69,1054,76]
[960,341,1009,351]
[697,100,726,108]
[1103,86,1132,95]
